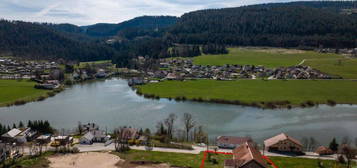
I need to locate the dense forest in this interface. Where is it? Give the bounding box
[82,16,178,37]
[168,1,357,48]
[0,20,117,61]
[0,1,356,67]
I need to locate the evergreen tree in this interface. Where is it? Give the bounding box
[329,138,339,153]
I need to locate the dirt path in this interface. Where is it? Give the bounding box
[48,152,123,168]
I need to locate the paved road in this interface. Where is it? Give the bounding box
[75,143,340,161]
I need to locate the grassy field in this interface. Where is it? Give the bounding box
[270,156,355,168]
[193,48,342,68]
[0,80,50,107]
[77,60,112,68]
[136,79,357,106]
[304,58,357,79]
[114,150,230,168]
[113,150,349,168]
[3,152,53,168]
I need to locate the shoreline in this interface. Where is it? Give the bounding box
[134,89,340,109]
[0,87,64,108]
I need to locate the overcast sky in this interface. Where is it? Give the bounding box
[1,0,296,26]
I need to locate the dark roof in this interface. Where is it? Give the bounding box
[217,136,252,145]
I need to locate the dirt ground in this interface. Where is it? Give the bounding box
[48,152,171,168]
[48,152,123,168]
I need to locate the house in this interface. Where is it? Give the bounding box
[217,136,252,149]
[224,142,268,168]
[80,123,99,133]
[80,132,95,145]
[264,133,303,154]
[80,130,111,145]
[315,146,333,155]
[0,128,32,143]
[122,128,139,140]
[1,128,22,142]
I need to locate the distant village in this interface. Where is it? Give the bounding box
[0,57,117,90]
[128,57,335,86]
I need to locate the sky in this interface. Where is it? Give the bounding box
[0,0,294,26]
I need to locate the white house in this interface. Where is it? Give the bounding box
[80,132,94,145]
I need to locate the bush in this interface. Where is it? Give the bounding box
[327,100,336,106]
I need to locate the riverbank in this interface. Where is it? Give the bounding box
[135,79,357,109]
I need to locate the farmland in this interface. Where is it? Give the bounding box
[304,58,357,79]
[0,80,50,107]
[193,48,342,68]
[136,79,357,107]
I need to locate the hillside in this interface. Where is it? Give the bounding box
[83,16,178,37]
[0,20,116,61]
[168,1,357,48]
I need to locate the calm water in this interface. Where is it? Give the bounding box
[1,78,357,144]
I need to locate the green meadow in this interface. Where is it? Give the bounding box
[113,150,349,168]
[0,80,50,107]
[193,48,342,68]
[304,58,357,79]
[136,79,357,106]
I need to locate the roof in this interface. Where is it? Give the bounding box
[1,128,22,138]
[217,136,252,145]
[82,132,94,141]
[264,133,302,147]
[315,146,333,154]
[231,142,268,168]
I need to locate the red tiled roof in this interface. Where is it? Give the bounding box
[231,142,268,168]
[217,136,252,145]
[264,133,302,147]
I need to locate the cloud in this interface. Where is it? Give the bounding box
[0,0,302,25]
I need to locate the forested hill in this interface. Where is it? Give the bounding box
[168,1,357,48]
[0,20,116,61]
[83,16,178,37]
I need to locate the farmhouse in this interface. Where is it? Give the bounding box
[315,146,334,155]
[0,128,35,143]
[264,133,303,154]
[217,136,252,149]
[224,142,268,168]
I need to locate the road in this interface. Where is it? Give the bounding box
[75,143,339,161]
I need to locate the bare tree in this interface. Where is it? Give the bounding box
[341,145,357,168]
[78,121,82,135]
[114,127,130,152]
[164,113,177,139]
[183,113,195,142]
[342,136,351,146]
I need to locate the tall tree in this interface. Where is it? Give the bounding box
[329,138,339,153]
[164,113,177,139]
[183,113,195,142]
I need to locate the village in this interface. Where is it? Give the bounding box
[1,119,356,168]
[128,58,335,86]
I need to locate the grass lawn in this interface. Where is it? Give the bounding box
[113,150,350,168]
[77,60,112,68]
[304,58,357,79]
[270,156,355,168]
[0,80,50,107]
[113,150,230,168]
[136,79,357,106]
[193,48,342,68]
[5,152,53,168]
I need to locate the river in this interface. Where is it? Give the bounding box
[1,78,356,144]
